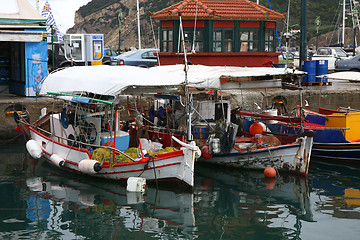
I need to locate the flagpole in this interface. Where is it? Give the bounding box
[36,0,40,13]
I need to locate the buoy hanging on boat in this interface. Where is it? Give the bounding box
[127,177,146,192]
[201,146,213,159]
[264,167,276,178]
[78,159,102,174]
[50,154,65,167]
[26,140,43,159]
[249,121,264,136]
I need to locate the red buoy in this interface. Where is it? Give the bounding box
[201,146,213,159]
[264,167,276,178]
[249,121,264,136]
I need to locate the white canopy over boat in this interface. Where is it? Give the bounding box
[40,65,303,97]
[322,71,360,82]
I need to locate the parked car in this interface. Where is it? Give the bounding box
[103,48,118,65]
[48,44,118,70]
[310,47,349,70]
[335,54,360,71]
[111,48,159,68]
[293,47,350,70]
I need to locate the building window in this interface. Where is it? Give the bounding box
[181,29,204,52]
[265,29,275,52]
[162,29,173,52]
[240,30,259,52]
[213,29,233,52]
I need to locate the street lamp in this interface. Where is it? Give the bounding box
[118,10,123,52]
[315,16,321,50]
[353,8,358,56]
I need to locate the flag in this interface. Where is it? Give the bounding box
[41,0,63,42]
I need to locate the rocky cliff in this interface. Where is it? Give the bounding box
[67,0,177,51]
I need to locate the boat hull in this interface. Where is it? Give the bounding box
[312,142,360,161]
[197,136,313,175]
[28,127,196,188]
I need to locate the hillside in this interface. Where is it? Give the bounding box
[67,0,352,51]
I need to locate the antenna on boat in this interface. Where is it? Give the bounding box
[191,0,199,53]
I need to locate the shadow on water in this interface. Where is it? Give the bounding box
[0,140,360,239]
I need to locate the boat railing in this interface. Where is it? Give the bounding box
[25,120,137,162]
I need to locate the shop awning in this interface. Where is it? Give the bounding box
[0,30,44,42]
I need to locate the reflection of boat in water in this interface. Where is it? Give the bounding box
[194,163,313,238]
[25,163,195,239]
[309,160,360,219]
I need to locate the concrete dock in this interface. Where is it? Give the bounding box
[1,78,360,143]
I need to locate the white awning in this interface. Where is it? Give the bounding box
[322,71,360,81]
[39,65,304,97]
[0,30,43,42]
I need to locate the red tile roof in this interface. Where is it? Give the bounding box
[150,0,285,21]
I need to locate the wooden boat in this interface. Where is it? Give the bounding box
[18,65,202,189]
[197,110,314,176]
[143,68,314,176]
[268,107,360,161]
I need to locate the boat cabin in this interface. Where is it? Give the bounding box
[150,0,285,67]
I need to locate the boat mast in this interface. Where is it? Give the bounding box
[179,12,191,141]
[343,0,346,47]
[137,0,141,49]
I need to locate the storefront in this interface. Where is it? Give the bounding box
[0,0,48,96]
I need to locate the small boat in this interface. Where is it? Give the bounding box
[194,110,314,176]
[143,67,314,176]
[18,65,201,189]
[268,107,360,162]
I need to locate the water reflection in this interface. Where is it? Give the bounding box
[24,163,196,239]
[194,164,314,239]
[0,141,360,239]
[310,159,360,221]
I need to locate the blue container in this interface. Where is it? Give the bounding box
[100,131,130,151]
[301,60,316,83]
[193,125,209,139]
[243,118,253,132]
[316,60,328,82]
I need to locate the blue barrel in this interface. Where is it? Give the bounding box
[316,60,328,82]
[192,125,209,139]
[301,60,316,83]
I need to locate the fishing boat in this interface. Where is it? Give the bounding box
[18,65,202,189]
[268,106,360,162]
[140,65,314,176]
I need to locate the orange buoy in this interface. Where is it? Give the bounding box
[264,167,276,178]
[201,146,213,159]
[249,121,264,136]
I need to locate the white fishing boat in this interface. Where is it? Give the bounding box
[20,65,203,189]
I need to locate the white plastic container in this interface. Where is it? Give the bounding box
[264,109,278,124]
[127,177,146,192]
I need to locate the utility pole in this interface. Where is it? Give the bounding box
[136,0,141,49]
[299,0,307,70]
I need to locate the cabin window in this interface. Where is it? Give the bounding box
[265,29,275,52]
[181,29,204,52]
[213,29,233,52]
[239,30,259,52]
[162,29,173,52]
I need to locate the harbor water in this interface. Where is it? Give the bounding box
[0,139,359,239]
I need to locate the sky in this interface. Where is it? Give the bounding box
[29,0,92,33]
